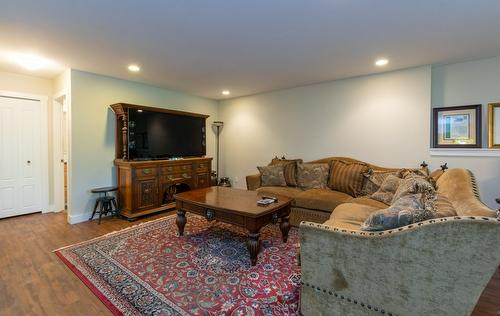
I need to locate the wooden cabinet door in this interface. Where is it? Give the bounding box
[197,173,210,188]
[134,178,158,211]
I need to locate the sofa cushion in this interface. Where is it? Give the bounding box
[257,165,286,187]
[370,175,402,205]
[328,160,369,197]
[350,196,389,209]
[294,189,352,212]
[269,158,303,187]
[297,163,329,190]
[256,186,303,199]
[324,203,380,231]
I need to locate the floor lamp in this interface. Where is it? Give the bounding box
[212,121,224,185]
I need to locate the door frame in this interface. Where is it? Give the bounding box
[52,89,68,212]
[0,90,49,213]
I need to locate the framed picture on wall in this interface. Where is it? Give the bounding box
[432,104,481,148]
[488,103,500,148]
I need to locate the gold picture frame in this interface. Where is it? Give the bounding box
[488,103,500,148]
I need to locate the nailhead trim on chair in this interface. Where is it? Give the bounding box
[466,170,495,211]
[468,169,482,200]
[300,215,500,237]
[301,282,397,315]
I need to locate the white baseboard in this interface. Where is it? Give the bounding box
[67,212,92,224]
[67,211,113,224]
[42,205,64,214]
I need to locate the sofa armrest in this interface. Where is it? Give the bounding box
[299,217,500,316]
[437,168,497,217]
[246,174,261,190]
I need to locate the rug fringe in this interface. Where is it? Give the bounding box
[53,213,178,252]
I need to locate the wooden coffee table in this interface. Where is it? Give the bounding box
[174,186,292,266]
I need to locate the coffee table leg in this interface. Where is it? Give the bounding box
[247,232,260,266]
[280,215,290,243]
[176,209,186,236]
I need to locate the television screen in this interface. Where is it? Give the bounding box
[127,108,206,160]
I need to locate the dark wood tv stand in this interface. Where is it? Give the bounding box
[111,103,212,220]
[115,157,212,220]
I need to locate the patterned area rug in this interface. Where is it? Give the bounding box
[55,214,301,315]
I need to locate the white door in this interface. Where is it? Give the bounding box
[0,96,42,218]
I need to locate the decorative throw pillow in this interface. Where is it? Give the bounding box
[392,175,435,202]
[398,167,433,180]
[361,193,425,231]
[257,165,286,187]
[362,174,438,231]
[361,169,399,196]
[328,160,369,197]
[296,163,329,190]
[370,175,402,205]
[269,158,303,187]
[394,175,437,221]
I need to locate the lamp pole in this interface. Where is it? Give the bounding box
[212,121,224,185]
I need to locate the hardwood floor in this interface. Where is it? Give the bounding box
[0,211,173,315]
[0,211,498,315]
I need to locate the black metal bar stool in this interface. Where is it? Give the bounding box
[89,186,119,224]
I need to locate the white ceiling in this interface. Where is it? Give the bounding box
[2,1,500,99]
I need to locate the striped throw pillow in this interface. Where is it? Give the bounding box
[328,160,369,197]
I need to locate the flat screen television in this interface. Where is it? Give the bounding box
[127,108,206,160]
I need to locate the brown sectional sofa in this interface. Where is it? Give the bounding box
[247,156,500,315]
[246,156,464,227]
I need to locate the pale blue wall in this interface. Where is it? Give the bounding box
[219,62,500,208]
[69,70,218,221]
[432,55,500,142]
[69,55,500,222]
[431,57,500,207]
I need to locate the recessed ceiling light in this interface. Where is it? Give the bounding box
[128,64,140,72]
[222,90,231,96]
[137,109,143,113]
[8,53,50,70]
[375,58,389,66]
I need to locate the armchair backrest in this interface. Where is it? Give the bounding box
[436,168,495,217]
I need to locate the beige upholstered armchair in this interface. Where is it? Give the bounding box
[300,169,500,315]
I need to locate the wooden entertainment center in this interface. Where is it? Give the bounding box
[111,103,212,220]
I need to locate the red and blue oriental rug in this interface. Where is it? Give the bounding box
[55,214,301,315]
